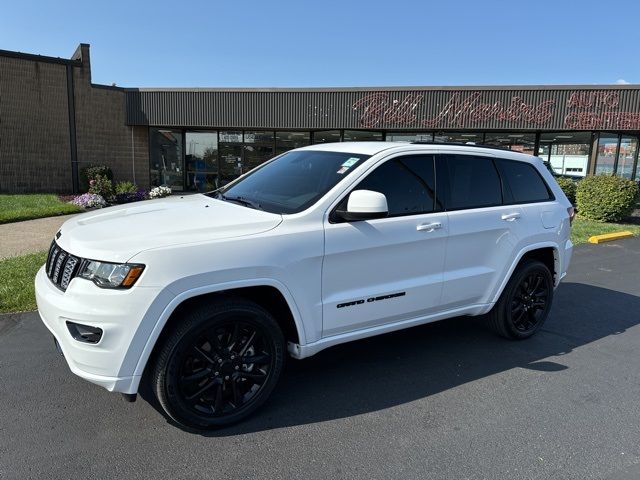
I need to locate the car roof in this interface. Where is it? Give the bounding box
[297,141,538,163]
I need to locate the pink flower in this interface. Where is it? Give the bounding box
[89,179,96,186]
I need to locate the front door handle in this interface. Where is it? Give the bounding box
[417,222,442,232]
[501,212,521,221]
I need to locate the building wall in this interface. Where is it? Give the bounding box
[0,44,146,193]
[0,56,72,192]
[72,45,149,189]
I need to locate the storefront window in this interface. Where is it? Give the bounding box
[343,130,383,141]
[275,131,310,156]
[616,136,637,179]
[313,130,341,143]
[386,132,433,142]
[244,131,275,144]
[539,132,592,177]
[484,133,536,155]
[185,131,218,192]
[595,133,619,175]
[243,131,274,173]
[149,128,184,190]
[218,131,243,184]
[434,132,484,144]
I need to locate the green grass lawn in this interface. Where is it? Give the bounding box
[0,194,82,224]
[0,251,47,314]
[571,217,640,245]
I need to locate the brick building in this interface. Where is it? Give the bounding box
[1,43,640,193]
[0,44,147,193]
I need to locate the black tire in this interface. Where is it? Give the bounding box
[152,299,285,430]
[486,259,554,340]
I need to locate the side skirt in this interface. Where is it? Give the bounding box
[287,303,491,359]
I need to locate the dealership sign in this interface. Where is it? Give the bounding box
[127,87,640,130]
[351,90,640,130]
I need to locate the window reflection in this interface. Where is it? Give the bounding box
[484,133,536,155]
[149,128,184,190]
[538,132,592,177]
[244,131,275,144]
[243,131,274,173]
[185,132,218,192]
[218,131,243,185]
[386,132,433,142]
[276,131,310,156]
[313,130,341,143]
[343,130,383,141]
[595,134,619,175]
[617,137,637,179]
[434,132,484,144]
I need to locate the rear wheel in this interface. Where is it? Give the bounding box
[487,259,553,339]
[152,300,285,429]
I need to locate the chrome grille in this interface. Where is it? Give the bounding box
[45,241,82,292]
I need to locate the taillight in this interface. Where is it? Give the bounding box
[567,206,575,225]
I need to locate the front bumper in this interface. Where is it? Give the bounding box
[35,265,162,394]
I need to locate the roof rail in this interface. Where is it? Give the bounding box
[410,141,511,151]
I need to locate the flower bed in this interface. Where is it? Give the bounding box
[69,193,107,209]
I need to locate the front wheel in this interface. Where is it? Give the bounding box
[152,300,285,430]
[487,259,554,340]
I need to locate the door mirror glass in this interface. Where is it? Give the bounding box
[336,190,388,221]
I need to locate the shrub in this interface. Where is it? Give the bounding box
[115,181,138,195]
[555,177,577,204]
[80,165,113,191]
[89,175,113,199]
[69,193,106,209]
[149,186,172,199]
[575,175,639,222]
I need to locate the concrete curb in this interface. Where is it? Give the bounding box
[588,231,634,244]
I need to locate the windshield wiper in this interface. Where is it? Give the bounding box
[220,194,263,211]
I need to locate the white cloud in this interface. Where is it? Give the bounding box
[615,78,630,84]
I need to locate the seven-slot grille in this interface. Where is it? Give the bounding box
[46,241,82,291]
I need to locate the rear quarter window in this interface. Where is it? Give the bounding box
[496,159,553,204]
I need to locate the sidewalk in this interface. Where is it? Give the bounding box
[0,214,77,260]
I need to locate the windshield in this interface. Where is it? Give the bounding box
[208,150,370,214]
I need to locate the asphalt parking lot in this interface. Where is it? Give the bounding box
[2,239,640,480]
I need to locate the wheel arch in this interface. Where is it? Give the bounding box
[129,279,306,390]
[489,242,560,305]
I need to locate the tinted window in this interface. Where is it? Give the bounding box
[345,155,436,216]
[212,150,369,214]
[438,155,502,210]
[496,159,552,204]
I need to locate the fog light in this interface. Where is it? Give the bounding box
[66,321,103,344]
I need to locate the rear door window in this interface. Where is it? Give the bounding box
[436,154,502,210]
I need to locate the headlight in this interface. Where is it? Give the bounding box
[78,261,145,289]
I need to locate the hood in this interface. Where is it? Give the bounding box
[56,194,282,262]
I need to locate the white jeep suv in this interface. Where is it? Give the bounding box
[36,142,573,429]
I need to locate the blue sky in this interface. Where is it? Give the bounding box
[1,0,639,88]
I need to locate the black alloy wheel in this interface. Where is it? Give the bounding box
[152,300,285,429]
[509,271,550,333]
[487,259,554,339]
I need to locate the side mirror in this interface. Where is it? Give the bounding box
[336,190,388,221]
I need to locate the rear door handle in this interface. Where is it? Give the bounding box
[501,212,521,221]
[417,222,442,231]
